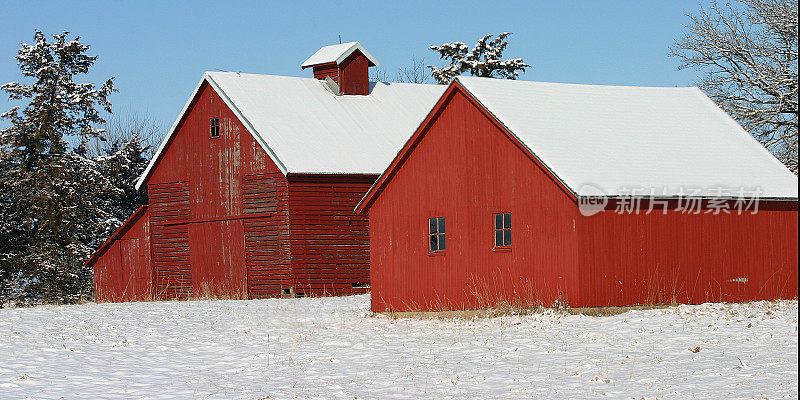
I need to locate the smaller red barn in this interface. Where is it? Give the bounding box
[88,206,153,302]
[357,77,799,312]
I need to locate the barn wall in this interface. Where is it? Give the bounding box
[93,207,152,302]
[147,82,289,299]
[368,89,580,312]
[577,201,799,307]
[312,63,339,82]
[288,174,375,296]
[338,50,370,95]
[243,172,290,298]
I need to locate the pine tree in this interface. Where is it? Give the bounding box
[428,33,531,84]
[0,31,115,304]
[93,134,151,238]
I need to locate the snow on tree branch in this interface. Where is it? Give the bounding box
[0,31,127,304]
[428,32,531,84]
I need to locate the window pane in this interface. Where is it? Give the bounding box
[495,214,502,229]
[438,234,445,250]
[438,217,445,234]
[504,230,512,246]
[429,218,437,234]
[495,230,503,247]
[504,213,511,229]
[429,234,437,252]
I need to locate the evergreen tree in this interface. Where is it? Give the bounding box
[428,33,531,84]
[0,31,115,304]
[94,134,151,238]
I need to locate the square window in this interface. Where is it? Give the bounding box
[494,213,511,248]
[429,217,445,252]
[210,117,220,137]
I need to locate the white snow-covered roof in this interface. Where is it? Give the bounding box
[301,42,380,68]
[137,72,444,188]
[455,76,798,199]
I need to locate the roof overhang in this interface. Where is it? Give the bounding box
[301,42,380,69]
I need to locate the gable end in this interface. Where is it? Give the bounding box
[136,73,288,190]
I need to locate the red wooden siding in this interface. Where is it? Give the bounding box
[367,89,580,312]
[189,220,247,298]
[288,174,375,295]
[243,173,291,297]
[149,181,192,299]
[338,50,370,95]
[146,82,289,300]
[312,63,339,82]
[366,85,799,312]
[578,201,798,307]
[92,206,153,302]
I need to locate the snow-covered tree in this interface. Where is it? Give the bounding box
[93,134,151,236]
[0,31,116,304]
[428,33,531,84]
[671,0,798,173]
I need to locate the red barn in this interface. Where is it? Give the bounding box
[88,42,445,301]
[356,77,798,312]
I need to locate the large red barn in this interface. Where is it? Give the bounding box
[88,42,444,301]
[356,77,798,312]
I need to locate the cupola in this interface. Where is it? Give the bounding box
[301,42,379,95]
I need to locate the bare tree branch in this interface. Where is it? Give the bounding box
[670,0,798,173]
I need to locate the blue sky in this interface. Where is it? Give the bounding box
[2,0,706,134]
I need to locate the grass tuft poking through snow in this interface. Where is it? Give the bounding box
[0,295,797,399]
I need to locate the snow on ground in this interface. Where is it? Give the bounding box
[0,295,796,399]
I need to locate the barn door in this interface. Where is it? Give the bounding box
[149,181,192,299]
[242,173,290,297]
[188,220,247,299]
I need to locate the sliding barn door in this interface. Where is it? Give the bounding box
[242,173,290,297]
[188,220,247,299]
[149,181,192,299]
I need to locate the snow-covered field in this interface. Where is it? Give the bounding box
[0,295,796,399]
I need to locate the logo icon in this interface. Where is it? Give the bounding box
[578,184,608,216]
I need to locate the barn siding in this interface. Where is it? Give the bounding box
[149,181,192,299]
[243,173,291,297]
[312,63,339,82]
[146,82,290,300]
[288,174,375,296]
[93,207,152,302]
[578,201,799,307]
[368,89,580,312]
[338,50,370,95]
[94,242,122,302]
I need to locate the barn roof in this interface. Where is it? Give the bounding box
[301,42,379,68]
[455,76,797,199]
[357,77,797,212]
[136,72,445,189]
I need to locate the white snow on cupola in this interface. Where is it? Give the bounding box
[301,42,380,69]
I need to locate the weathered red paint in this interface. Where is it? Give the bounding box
[361,83,798,312]
[288,174,374,294]
[89,79,376,301]
[90,206,153,302]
